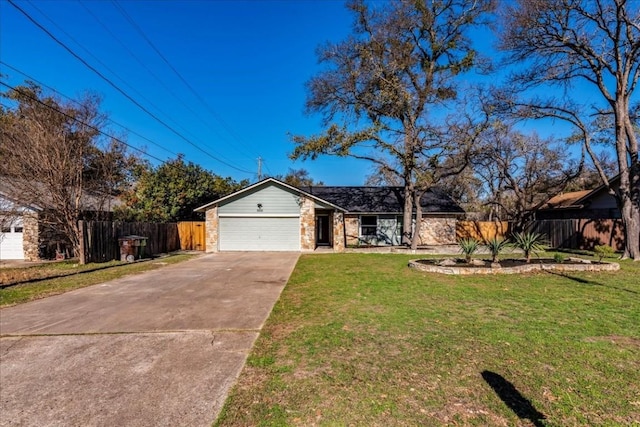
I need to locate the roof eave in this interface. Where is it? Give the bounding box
[194,177,348,213]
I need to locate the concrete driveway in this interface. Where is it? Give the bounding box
[0,252,299,427]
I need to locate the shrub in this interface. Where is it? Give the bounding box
[458,238,480,263]
[594,244,615,262]
[512,232,548,263]
[485,237,510,263]
[553,253,566,263]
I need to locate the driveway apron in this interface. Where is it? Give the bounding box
[0,252,299,427]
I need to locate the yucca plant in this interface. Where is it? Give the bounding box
[485,236,510,263]
[594,244,615,262]
[512,232,548,263]
[458,237,480,263]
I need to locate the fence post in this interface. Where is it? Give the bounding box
[78,220,87,265]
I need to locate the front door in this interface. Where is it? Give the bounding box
[316,215,331,246]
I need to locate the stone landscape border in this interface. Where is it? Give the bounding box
[408,258,620,275]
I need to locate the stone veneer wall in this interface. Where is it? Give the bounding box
[22,212,40,261]
[417,217,457,245]
[300,197,315,251]
[344,214,359,246]
[332,211,345,252]
[205,206,219,253]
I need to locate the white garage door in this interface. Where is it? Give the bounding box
[0,224,25,260]
[219,216,300,251]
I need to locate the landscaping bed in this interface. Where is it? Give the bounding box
[409,257,620,274]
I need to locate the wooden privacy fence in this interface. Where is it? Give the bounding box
[79,221,180,263]
[177,221,206,251]
[527,219,626,251]
[456,219,629,251]
[456,221,511,241]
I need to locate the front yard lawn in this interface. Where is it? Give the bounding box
[216,253,639,426]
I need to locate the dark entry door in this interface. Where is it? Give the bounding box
[316,215,330,245]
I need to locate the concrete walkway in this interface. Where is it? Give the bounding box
[0,252,299,427]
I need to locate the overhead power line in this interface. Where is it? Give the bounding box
[78,0,240,164]
[7,0,254,175]
[1,81,167,164]
[111,0,260,162]
[0,61,179,158]
[23,0,192,142]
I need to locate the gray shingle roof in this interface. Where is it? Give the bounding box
[302,186,464,214]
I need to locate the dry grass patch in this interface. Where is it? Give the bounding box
[0,253,197,306]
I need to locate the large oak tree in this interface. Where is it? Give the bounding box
[291,0,494,246]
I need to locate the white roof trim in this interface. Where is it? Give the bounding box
[218,213,300,218]
[0,191,42,212]
[194,177,347,212]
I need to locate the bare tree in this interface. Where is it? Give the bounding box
[0,195,21,248]
[291,0,494,246]
[473,122,583,229]
[499,0,640,259]
[0,83,132,261]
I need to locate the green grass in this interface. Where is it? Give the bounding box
[0,253,197,307]
[215,253,640,426]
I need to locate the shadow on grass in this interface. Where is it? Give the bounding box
[544,270,638,295]
[481,370,546,427]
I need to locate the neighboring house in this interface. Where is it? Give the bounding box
[536,178,620,220]
[0,193,39,261]
[0,179,121,261]
[534,177,628,251]
[194,178,465,252]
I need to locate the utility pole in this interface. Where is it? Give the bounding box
[257,157,262,181]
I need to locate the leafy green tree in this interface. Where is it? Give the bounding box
[117,156,247,222]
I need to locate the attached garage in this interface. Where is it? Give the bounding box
[218,216,300,251]
[195,178,344,253]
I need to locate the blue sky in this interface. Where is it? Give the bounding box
[1,0,583,186]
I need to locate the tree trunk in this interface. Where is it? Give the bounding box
[78,220,87,265]
[410,190,424,251]
[614,98,639,261]
[402,178,414,246]
[620,195,640,260]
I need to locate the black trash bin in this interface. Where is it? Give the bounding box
[118,235,148,262]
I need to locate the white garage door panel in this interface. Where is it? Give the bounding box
[219,217,300,251]
[0,230,25,260]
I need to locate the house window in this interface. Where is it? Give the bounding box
[361,215,377,236]
[1,226,10,233]
[14,227,23,233]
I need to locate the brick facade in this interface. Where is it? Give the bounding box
[205,206,219,253]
